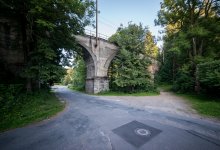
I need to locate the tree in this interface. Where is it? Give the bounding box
[62,68,74,86]
[156,0,220,93]
[109,23,156,93]
[0,0,95,91]
[145,32,159,59]
[197,60,220,95]
[71,57,86,91]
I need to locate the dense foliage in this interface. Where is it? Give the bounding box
[0,0,94,91]
[71,58,86,91]
[63,57,86,91]
[62,68,74,86]
[0,85,64,131]
[0,84,24,115]
[197,60,220,94]
[156,0,220,94]
[109,23,158,93]
[0,0,94,127]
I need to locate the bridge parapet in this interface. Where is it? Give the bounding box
[84,29,109,40]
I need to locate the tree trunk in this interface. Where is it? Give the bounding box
[198,40,203,55]
[192,37,197,56]
[172,56,176,83]
[195,66,201,94]
[20,4,32,92]
[26,78,32,92]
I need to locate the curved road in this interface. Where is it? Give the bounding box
[0,86,220,150]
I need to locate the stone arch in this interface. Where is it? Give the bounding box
[74,35,118,93]
[104,50,118,69]
[76,43,97,93]
[76,40,97,68]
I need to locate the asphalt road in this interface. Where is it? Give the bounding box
[0,86,220,150]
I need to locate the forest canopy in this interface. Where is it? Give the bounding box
[156,0,220,95]
[0,0,95,91]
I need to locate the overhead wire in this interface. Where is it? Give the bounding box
[99,15,119,28]
[99,20,118,30]
[85,11,120,39]
[85,15,118,31]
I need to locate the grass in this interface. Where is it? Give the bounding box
[0,90,65,132]
[157,83,173,92]
[68,85,159,96]
[177,93,220,118]
[95,91,159,96]
[158,83,220,118]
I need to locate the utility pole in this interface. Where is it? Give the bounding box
[96,0,98,46]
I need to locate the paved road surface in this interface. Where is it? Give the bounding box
[0,86,220,150]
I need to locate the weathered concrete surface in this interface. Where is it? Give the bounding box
[0,86,220,150]
[75,35,118,93]
[0,17,24,64]
[0,17,24,82]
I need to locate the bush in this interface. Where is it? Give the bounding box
[172,64,194,92]
[0,87,64,132]
[197,60,220,95]
[0,84,24,114]
[71,58,86,91]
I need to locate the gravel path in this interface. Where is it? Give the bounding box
[97,91,219,123]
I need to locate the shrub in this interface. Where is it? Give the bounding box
[197,60,220,95]
[173,64,194,92]
[0,84,24,114]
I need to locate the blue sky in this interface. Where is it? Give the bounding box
[86,0,163,45]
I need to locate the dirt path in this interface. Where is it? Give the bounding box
[97,91,219,123]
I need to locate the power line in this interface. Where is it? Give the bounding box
[99,15,119,27]
[99,20,118,30]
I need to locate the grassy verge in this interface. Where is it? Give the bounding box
[177,93,220,118]
[68,86,159,96]
[0,90,65,132]
[157,83,173,92]
[159,83,220,118]
[95,91,159,96]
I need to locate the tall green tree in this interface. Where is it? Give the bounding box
[0,0,95,91]
[109,23,156,93]
[62,68,74,86]
[145,32,159,59]
[156,0,220,93]
[71,57,86,91]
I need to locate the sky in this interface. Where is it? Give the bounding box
[86,0,163,46]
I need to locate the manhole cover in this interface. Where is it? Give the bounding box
[112,121,162,148]
[135,128,151,136]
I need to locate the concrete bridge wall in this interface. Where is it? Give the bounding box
[0,17,24,83]
[75,35,118,94]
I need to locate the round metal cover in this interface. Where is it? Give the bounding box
[135,128,151,136]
